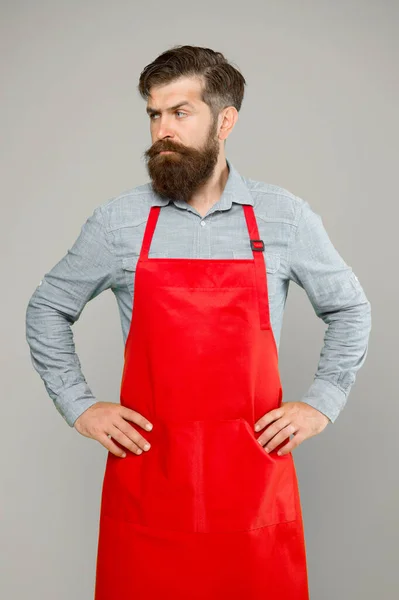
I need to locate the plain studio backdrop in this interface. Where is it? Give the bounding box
[1,1,397,598]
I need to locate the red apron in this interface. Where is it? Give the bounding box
[94,203,309,599]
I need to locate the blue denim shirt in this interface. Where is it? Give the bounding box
[25,158,372,427]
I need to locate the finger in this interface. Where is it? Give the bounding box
[254,408,285,432]
[115,420,151,453]
[107,425,145,455]
[277,432,304,456]
[262,424,296,453]
[100,432,128,458]
[120,406,153,432]
[257,418,292,447]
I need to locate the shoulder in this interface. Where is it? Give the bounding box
[243,175,313,227]
[94,182,156,231]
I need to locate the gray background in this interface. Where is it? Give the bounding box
[1,1,397,598]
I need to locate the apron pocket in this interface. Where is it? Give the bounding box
[100,420,202,532]
[202,418,298,532]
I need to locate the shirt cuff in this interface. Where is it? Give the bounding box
[300,377,348,423]
[53,381,99,427]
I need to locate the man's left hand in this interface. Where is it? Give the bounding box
[254,401,330,456]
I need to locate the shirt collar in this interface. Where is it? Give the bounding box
[149,157,254,210]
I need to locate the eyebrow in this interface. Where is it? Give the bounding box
[146,101,195,116]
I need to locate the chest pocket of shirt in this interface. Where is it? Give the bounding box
[122,253,168,296]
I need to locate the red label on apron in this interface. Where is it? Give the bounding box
[94,204,309,599]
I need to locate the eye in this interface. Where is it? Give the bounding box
[149,111,187,120]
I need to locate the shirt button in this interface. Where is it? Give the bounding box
[200,220,206,227]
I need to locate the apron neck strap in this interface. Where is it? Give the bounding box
[243,204,271,329]
[141,206,161,259]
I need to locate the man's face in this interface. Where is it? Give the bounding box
[143,76,221,204]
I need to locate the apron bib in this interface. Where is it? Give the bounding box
[94,203,309,599]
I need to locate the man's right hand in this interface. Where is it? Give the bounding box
[73,402,153,458]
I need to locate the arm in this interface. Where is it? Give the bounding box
[25,205,115,427]
[288,199,372,424]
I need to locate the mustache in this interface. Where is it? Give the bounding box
[149,143,186,156]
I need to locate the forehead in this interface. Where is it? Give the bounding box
[147,76,204,109]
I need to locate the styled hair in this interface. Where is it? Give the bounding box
[137,45,246,122]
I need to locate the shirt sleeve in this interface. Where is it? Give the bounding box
[25,205,115,427]
[288,199,372,423]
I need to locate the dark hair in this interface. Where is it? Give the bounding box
[137,45,246,122]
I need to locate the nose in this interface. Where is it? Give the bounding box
[154,116,176,141]
[156,131,175,144]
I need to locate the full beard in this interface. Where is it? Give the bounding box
[143,121,220,204]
